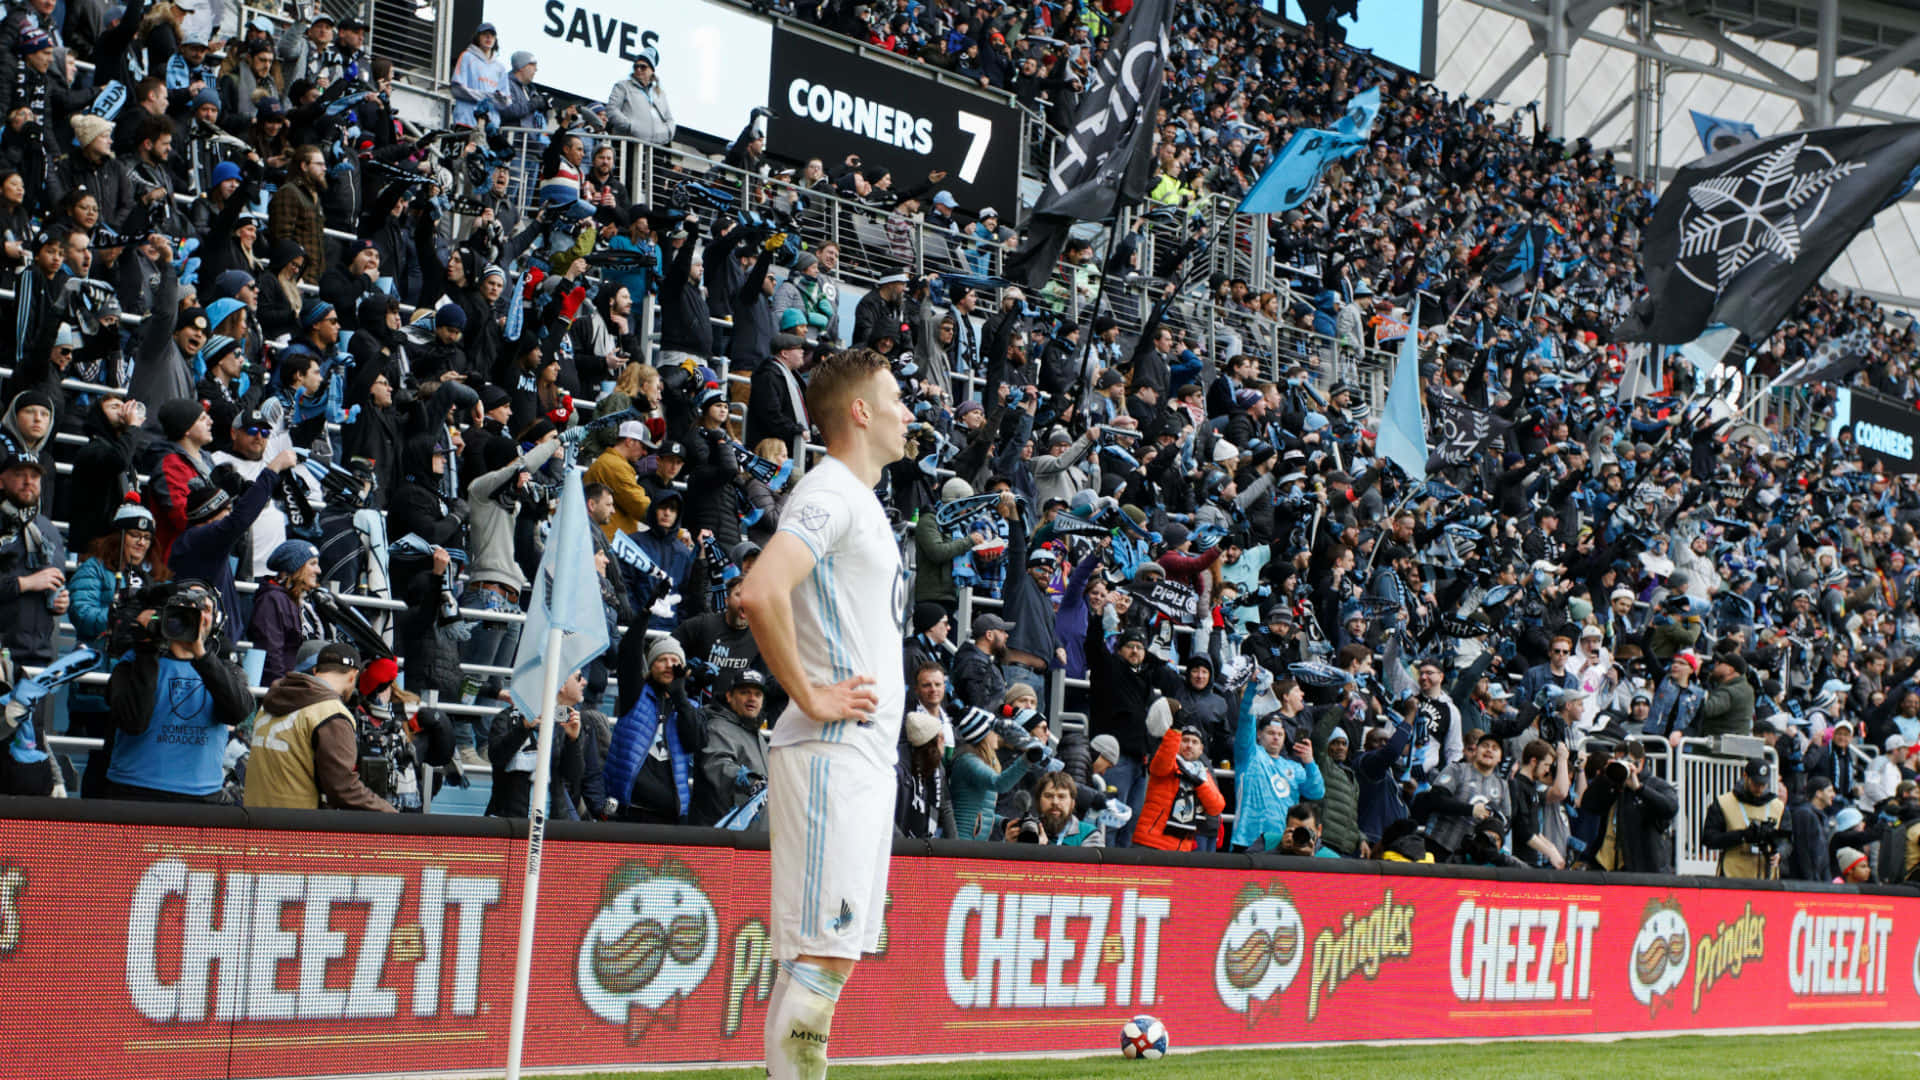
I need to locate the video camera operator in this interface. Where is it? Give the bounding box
[104,581,255,802]
[1701,756,1786,879]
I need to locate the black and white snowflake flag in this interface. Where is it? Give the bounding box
[1614,124,1920,345]
[1425,397,1513,470]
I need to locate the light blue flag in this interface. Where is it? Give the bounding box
[1334,85,1382,141]
[510,467,610,719]
[1236,127,1363,214]
[1376,297,1428,484]
[1690,110,1760,155]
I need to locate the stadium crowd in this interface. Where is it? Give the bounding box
[0,0,1916,886]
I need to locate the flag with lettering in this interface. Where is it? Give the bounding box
[1425,397,1512,470]
[1006,0,1171,289]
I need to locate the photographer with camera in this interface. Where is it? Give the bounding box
[693,669,770,828]
[1701,756,1785,878]
[1278,803,1340,859]
[103,581,254,802]
[248,641,397,812]
[606,636,705,825]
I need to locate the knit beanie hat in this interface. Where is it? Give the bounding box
[159,398,207,440]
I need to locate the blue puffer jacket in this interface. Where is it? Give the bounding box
[603,681,702,819]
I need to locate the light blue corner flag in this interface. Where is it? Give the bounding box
[510,467,610,718]
[1377,298,1428,484]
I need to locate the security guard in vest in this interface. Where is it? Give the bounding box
[1701,756,1788,879]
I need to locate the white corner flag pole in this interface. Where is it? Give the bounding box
[504,624,567,1080]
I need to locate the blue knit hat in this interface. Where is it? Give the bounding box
[435,303,467,330]
[299,299,334,330]
[267,539,319,576]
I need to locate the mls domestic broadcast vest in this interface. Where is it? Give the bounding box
[1715,790,1785,879]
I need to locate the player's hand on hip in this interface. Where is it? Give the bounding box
[806,675,879,725]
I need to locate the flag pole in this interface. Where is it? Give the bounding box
[504,623,567,1080]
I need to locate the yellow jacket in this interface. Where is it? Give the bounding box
[584,447,650,539]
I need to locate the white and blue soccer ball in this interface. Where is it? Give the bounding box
[1120,1014,1169,1060]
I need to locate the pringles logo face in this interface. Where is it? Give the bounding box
[576,859,720,1040]
[1306,891,1414,1021]
[1692,903,1765,1012]
[1214,883,1305,1018]
[1628,899,1690,1013]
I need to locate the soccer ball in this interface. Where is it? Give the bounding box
[1120,1015,1169,1060]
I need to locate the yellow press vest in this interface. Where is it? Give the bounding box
[1715,790,1784,880]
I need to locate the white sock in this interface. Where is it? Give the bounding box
[765,961,845,1080]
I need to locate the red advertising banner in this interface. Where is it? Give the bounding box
[2,818,1918,1079]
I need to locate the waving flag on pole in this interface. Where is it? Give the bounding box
[1376,298,1428,484]
[509,468,610,718]
[1237,85,1381,215]
[1690,110,1760,155]
[1614,123,1920,344]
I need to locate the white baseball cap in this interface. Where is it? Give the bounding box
[617,420,648,442]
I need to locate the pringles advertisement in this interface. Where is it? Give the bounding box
[2,818,1918,1080]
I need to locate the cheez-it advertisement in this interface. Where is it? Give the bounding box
[0,818,1917,1080]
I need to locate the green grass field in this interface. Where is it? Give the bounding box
[542,1029,1918,1080]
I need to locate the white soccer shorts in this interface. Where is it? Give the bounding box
[767,743,895,961]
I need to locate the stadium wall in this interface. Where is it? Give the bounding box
[2,800,1917,1078]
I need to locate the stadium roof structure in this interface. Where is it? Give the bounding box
[1437,0,1920,306]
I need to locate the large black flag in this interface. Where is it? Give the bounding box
[1615,124,1920,345]
[1005,0,1172,290]
[1426,397,1513,470]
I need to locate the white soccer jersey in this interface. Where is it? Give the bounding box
[767,455,909,771]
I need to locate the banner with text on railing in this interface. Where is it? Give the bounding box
[1,817,1916,1080]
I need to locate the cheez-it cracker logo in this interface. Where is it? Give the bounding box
[0,864,22,955]
[1692,903,1765,1012]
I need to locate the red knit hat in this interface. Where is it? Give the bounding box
[357,656,400,698]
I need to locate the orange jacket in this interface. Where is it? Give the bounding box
[1134,727,1226,851]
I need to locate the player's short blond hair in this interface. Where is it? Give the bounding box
[805,348,893,442]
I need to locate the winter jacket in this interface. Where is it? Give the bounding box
[628,504,695,631]
[605,680,702,819]
[584,446,650,539]
[1229,682,1324,849]
[468,438,559,593]
[388,435,468,699]
[949,641,1005,712]
[681,427,743,549]
[1311,709,1363,857]
[1085,606,1184,761]
[1698,673,1755,736]
[950,746,1032,840]
[606,76,675,144]
[897,755,958,839]
[245,578,305,687]
[247,672,396,811]
[1136,726,1226,851]
[0,507,68,665]
[913,512,973,607]
[169,471,273,636]
[1583,772,1679,874]
[484,707,588,819]
[692,702,768,827]
[268,177,327,284]
[1357,720,1415,845]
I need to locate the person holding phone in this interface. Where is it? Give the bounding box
[605,635,704,824]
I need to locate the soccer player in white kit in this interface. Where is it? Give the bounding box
[737,348,911,1080]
